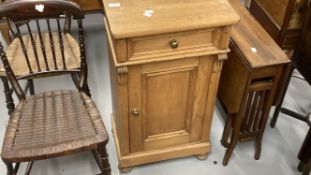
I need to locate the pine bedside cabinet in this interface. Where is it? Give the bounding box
[103,0,239,172]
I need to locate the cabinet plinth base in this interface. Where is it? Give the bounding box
[118,166,133,174]
[111,115,211,169]
[195,153,209,160]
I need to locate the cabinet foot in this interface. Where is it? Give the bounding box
[195,153,209,160]
[119,166,133,174]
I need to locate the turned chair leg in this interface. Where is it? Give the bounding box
[98,145,111,175]
[4,161,14,175]
[299,161,305,172]
[303,159,311,175]
[221,113,234,147]
[1,76,15,115]
[92,145,111,175]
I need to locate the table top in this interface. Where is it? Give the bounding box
[228,0,290,68]
[102,0,239,39]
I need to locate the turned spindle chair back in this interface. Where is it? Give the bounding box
[0,2,111,175]
[0,0,89,100]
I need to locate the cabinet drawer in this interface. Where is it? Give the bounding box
[127,29,221,61]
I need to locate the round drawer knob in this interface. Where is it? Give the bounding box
[132,108,140,116]
[169,39,179,49]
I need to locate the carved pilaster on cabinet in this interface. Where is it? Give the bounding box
[117,66,128,74]
[117,66,128,85]
[213,53,227,73]
[217,53,228,62]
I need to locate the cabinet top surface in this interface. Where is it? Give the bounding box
[229,0,290,68]
[102,0,239,39]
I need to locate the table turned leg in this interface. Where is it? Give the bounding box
[1,76,15,115]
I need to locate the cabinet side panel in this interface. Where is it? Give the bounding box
[108,51,130,155]
[201,55,225,141]
[189,57,214,142]
[108,49,119,133]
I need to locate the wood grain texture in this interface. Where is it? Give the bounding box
[128,28,220,61]
[102,0,239,39]
[0,1,111,174]
[219,0,291,166]
[255,0,290,27]
[218,45,250,113]
[112,115,211,169]
[249,0,308,49]
[229,0,289,68]
[292,1,311,84]
[0,21,11,44]
[0,0,102,46]
[104,0,238,170]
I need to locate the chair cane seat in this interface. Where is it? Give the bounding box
[1,90,108,162]
[0,32,81,77]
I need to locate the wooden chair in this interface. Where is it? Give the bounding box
[270,0,311,129]
[0,1,111,174]
[0,0,90,115]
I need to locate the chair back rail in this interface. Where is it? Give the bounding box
[0,0,88,100]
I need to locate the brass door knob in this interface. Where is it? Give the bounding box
[132,108,140,116]
[169,39,179,49]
